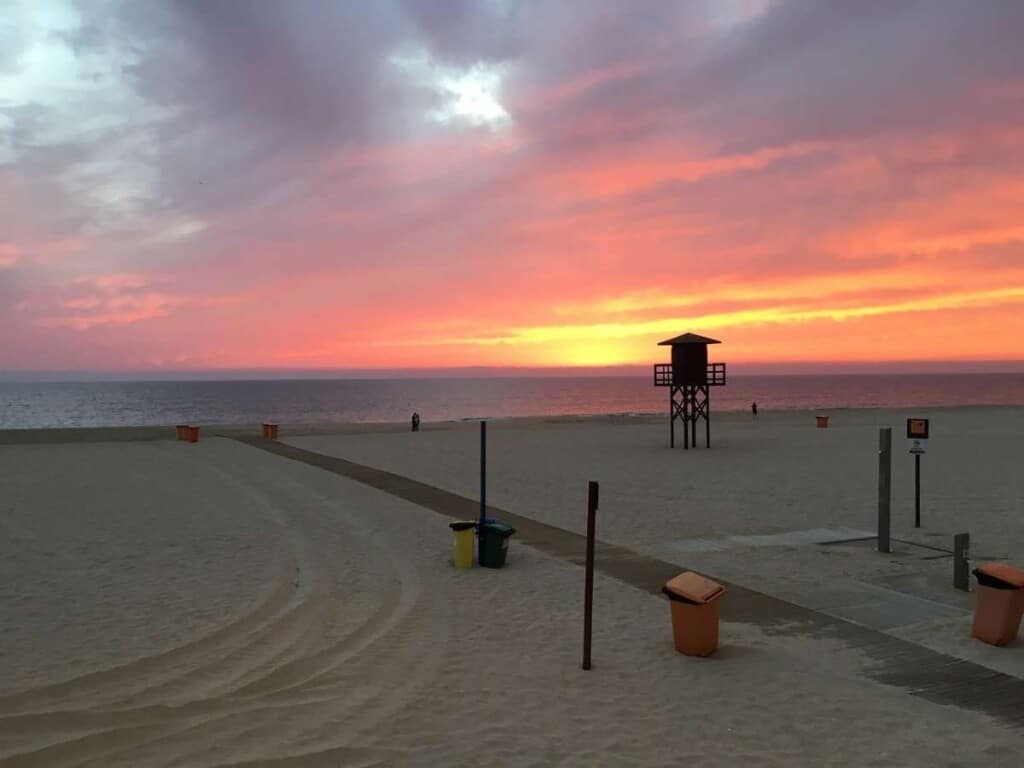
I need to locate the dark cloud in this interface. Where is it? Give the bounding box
[55,0,1024,225]
[688,0,1024,150]
[67,2,395,221]
[396,0,529,65]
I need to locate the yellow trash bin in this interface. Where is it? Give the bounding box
[450,522,476,569]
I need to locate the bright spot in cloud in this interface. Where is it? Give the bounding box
[429,65,510,127]
[390,49,511,130]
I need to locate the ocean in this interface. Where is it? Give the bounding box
[1,374,1023,429]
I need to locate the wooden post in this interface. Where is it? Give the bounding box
[683,387,690,450]
[878,427,891,553]
[680,388,686,449]
[914,453,921,528]
[582,481,598,670]
[690,387,697,449]
[954,532,970,591]
[669,388,675,448]
[705,387,711,448]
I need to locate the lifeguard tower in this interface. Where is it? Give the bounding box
[654,333,727,448]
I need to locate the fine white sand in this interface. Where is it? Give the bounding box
[286,407,1024,679]
[286,408,1024,558]
[0,421,1022,765]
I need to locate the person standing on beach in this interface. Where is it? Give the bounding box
[411,412,420,432]
[751,402,758,417]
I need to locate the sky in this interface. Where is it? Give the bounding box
[2,0,1023,374]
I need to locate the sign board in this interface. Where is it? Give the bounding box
[906,418,929,439]
[908,438,927,455]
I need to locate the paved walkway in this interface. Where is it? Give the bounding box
[238,435,1024,730]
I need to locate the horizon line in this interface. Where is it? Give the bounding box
[3,359,1024,382]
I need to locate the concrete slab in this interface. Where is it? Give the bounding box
[662,527,875,554]
[821,582,969,630]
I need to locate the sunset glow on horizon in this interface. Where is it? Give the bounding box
[3,1,1024,373]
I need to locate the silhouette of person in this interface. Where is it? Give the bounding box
[411,412,420,432]
[751,402,758,417]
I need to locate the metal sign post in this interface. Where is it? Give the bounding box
[914,453,921,528]
[907,419,929,529]
[582,481,598,671]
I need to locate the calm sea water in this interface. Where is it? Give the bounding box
[1,374,1023,429]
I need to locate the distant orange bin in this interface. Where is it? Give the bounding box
[187,426,200,444]
[262,422,279,439]
[176,424,189,440]
[816,415,829,428]
[663,571,726,657]
[971,563,1024,646]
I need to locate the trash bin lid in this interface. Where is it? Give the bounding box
[663,571,725,604]
[449,521,476,532]
[974,562,1024,589]
[482,521,516,537]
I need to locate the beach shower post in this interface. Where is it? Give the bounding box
[582,481,598,671]
[878,427,892,553]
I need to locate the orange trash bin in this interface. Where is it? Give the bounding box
[187,426,200,443]
[176,424,189,440]
[971,563,1024,646]
[663,571,726,657]
[816,415,829,428]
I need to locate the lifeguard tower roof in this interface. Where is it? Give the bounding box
[658,332,721,346]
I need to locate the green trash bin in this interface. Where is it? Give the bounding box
[479,521,516,568]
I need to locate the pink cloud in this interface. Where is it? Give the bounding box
[9,272,242,335]
[0,243,20,268]
[2,2,1023,372]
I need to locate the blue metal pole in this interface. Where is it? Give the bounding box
[479,420,487,560]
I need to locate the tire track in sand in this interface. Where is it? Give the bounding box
[0,439,438,767]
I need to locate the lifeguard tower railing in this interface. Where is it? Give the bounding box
[653,362,727,387]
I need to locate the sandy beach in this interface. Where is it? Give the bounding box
[2,408,1023,766]
[8,1,1024,763]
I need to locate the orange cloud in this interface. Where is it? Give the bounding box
[4,2,1024,373]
